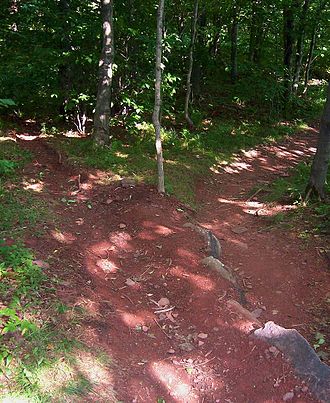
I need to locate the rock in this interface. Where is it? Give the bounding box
[231,225,248,234]
[158,297,170,307]
[201,256,236,284]
[197,333,208,339]
[119,223,127,229]
[125,278,136,286]
[253,321,330,403]
[282,391,294,401]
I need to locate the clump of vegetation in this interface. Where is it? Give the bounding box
[0,138,115,402]
[264,162,330,235]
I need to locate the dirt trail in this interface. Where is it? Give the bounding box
[14,129,329,402]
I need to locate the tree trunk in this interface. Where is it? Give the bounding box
[305,81,330,201]
[249,0,264,64]
[303,25,316,94]
[58,0,72,119]
[192,9,206,100]
[93,0,114,147]
[283,4,295,99]
[292,0,310,94]
[184,0,198,129]
[152,0,165,194]
[230,2,238,84]
[303,0,326,94]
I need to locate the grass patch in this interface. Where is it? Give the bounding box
[264,162,330,235]
[0,138,48,238]
[0,135,116,402]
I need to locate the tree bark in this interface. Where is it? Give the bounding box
[303,25,316,94]
[184,0,198,129]
[303,0,326,94]
[93,0,114,147]
[283,4,295,99]
[249,0,264,64]
[58,0,72,119]
[305,81,330,201]
[230,2,239,84]
[152,0,165,194]
[292,0,310,94]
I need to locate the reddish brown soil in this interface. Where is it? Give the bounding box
[12,127,330,402]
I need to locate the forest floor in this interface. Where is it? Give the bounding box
[2,126,330,402]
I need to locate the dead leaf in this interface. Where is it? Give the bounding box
[198,333,208,339]
[119,223,127,229]
[167,349,175,354]
[142,326,149,332]
[125,278,136,286]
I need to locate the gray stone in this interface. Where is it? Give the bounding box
[201,256,236,285]
[254,321,330,402]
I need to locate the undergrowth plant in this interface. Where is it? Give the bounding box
[0,136,116,401]
[264,162,330,234]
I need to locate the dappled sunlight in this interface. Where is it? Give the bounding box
[208,134,318,179]
[170,266,215,291]
[229,318,258,334]
[119,310,153,328]
[142,221,174,236]
[88,240,114,257]
[96,258,119,273]
[35,360,74,394]
[221,160,253,174]
[176,247,198,262]
[150,361,196,402]
[15,134,39,141]
[62,130,85,138]
[108,231,133,251]
[2,397,30,402]
[29,349,116,401]
[217,197,297,217]
[74,296,101,317]
[50,229,77,244]
[0,136,16,143]
[22,179,44,192]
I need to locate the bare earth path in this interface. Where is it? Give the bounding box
[15,127,329,402]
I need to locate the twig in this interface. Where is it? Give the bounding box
[246,187,264,201]
[154,306,175,314]
[218,291,227,301]
[122,294,134,305]
[191,357,216,367]
[153,318,172,339]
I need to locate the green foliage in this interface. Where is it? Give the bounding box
[0,98,16,108]
[265,162,330,234]
[0,159,17,176]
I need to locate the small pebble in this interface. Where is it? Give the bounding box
[283,391,294,401]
